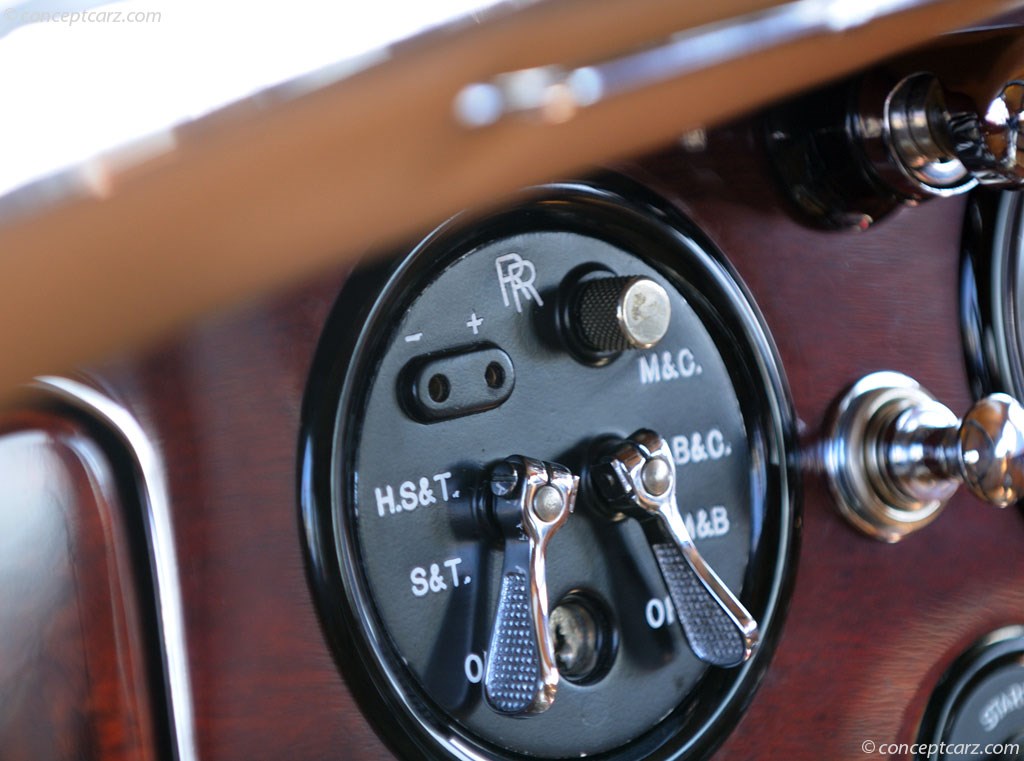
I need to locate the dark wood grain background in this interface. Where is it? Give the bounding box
[10,113,1024,760]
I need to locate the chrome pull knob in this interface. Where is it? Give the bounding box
[886,74,1024,193]
[766,69,1024,231]
[570,275,671,352]
[825,372,1024,543]
[483,457,578,715]
[959,394,1024,504]
[947,81,1024,189]
[591,429,758,667]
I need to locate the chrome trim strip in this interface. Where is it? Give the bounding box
[454,0,945,127]
[33,376,197,761]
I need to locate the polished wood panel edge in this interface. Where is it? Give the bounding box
[0,0,1020,399]
[0,409,159,761]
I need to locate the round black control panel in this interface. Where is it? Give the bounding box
[917,627,1024,760]
[300,182,799,760]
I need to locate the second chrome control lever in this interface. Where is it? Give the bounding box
[592,429,758,667]
[483,456,578,716]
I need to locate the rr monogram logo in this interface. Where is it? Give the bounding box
[495,253,544,313]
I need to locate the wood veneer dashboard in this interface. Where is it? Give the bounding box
[4,40,1024,761]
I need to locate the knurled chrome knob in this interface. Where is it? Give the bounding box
[824,372,1024,542]
[571,276,671,352]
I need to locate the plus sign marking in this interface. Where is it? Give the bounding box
[466,312,483,334]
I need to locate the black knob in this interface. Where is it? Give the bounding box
[571,276,671,352]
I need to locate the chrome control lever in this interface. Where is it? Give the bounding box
[825,372,1024,542]
[592,430,758,667]
[483,456,578,716]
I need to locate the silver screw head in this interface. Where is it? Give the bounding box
[532,484,565,522]
[490,461,521,497]
[641,457,672,496]
[619,278,671,349]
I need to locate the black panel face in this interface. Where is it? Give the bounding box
[917,627,1024,761]
[356,232,749,756]
[302,183,799,761]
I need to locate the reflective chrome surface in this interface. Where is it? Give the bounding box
[949,81,1024,189]
[885,73,974,196]
[825,372,957,542]
[593,429,758,667]
[959,394,1024,505]
[483,456,577,716]
[825,371,1024,543]
[880,72,1024,196]
[616,278,671,349]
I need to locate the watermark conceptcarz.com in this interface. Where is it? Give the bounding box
[860,740,1020,755]
[2,8,162,26]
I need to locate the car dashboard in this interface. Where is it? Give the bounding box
[4,3,1024,761]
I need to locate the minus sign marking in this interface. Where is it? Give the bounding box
[405,333,423,343]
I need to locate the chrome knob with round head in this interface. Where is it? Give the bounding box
[946,82,1024,189]
[958,393,1024,506]
[825,373,1024,543]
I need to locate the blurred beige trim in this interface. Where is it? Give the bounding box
[0,0,1018,395]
